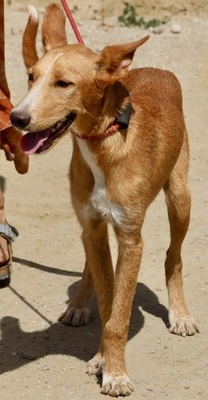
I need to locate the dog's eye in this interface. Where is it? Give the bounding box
[55,80,72,88]
[28,73,34,82]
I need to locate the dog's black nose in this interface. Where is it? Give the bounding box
[10,111,31,129]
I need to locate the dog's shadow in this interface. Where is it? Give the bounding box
[0,258,169,375]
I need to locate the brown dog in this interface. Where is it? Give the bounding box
[11,3,199,397]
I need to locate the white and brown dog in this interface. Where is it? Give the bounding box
[11,3,199,397]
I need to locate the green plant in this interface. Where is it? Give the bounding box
[118,3,168,29]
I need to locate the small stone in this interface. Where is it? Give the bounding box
[152,26,163,34]
[147,386,153,391]
[193,176,204,181]
[21,351,37,360]
[171,23,181,34]
[42,365,50,371]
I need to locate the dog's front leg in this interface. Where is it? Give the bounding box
[90,226,143,397]
[81,219,115,376]
[101,232,143,396]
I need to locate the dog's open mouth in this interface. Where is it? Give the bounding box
[20,113,76,154]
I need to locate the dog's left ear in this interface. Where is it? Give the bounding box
[95,35,149,87]
[42,3,67,51]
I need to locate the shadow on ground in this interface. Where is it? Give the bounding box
[0,257,169,375]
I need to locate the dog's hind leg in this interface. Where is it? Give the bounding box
[58,261,94,326]
[163,131,199,336]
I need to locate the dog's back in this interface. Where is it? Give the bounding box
[117,67,187,199]
[126,67,182,106]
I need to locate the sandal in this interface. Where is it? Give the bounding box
[0,224,18,288]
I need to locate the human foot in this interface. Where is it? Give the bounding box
[0,224,18,287]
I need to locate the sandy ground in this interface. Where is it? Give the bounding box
[0,1,208,399]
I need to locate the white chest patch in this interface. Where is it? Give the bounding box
[77,138,125,226]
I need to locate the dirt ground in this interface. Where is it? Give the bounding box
[0,1,208,399]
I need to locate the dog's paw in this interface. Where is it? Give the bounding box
[87,354,104,376]
[169,314,199,336]
[101,373,134,397]
[58,306,90,326]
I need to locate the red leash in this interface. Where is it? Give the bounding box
[60,0,84,44]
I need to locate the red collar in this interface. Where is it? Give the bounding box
[75,123,121,141]
[75,103,132,141]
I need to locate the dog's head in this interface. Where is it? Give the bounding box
[10,3,149,154]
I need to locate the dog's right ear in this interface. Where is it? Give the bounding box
[42,3,67,52]
[22,5,39,69]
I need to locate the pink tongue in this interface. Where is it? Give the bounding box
[20,131,50,154]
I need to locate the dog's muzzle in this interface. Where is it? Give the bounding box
[10,112,76,154]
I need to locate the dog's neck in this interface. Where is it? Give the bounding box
[75,102,132,141]
[73,81,131,140]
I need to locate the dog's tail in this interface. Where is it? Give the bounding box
[22,5,39,70]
